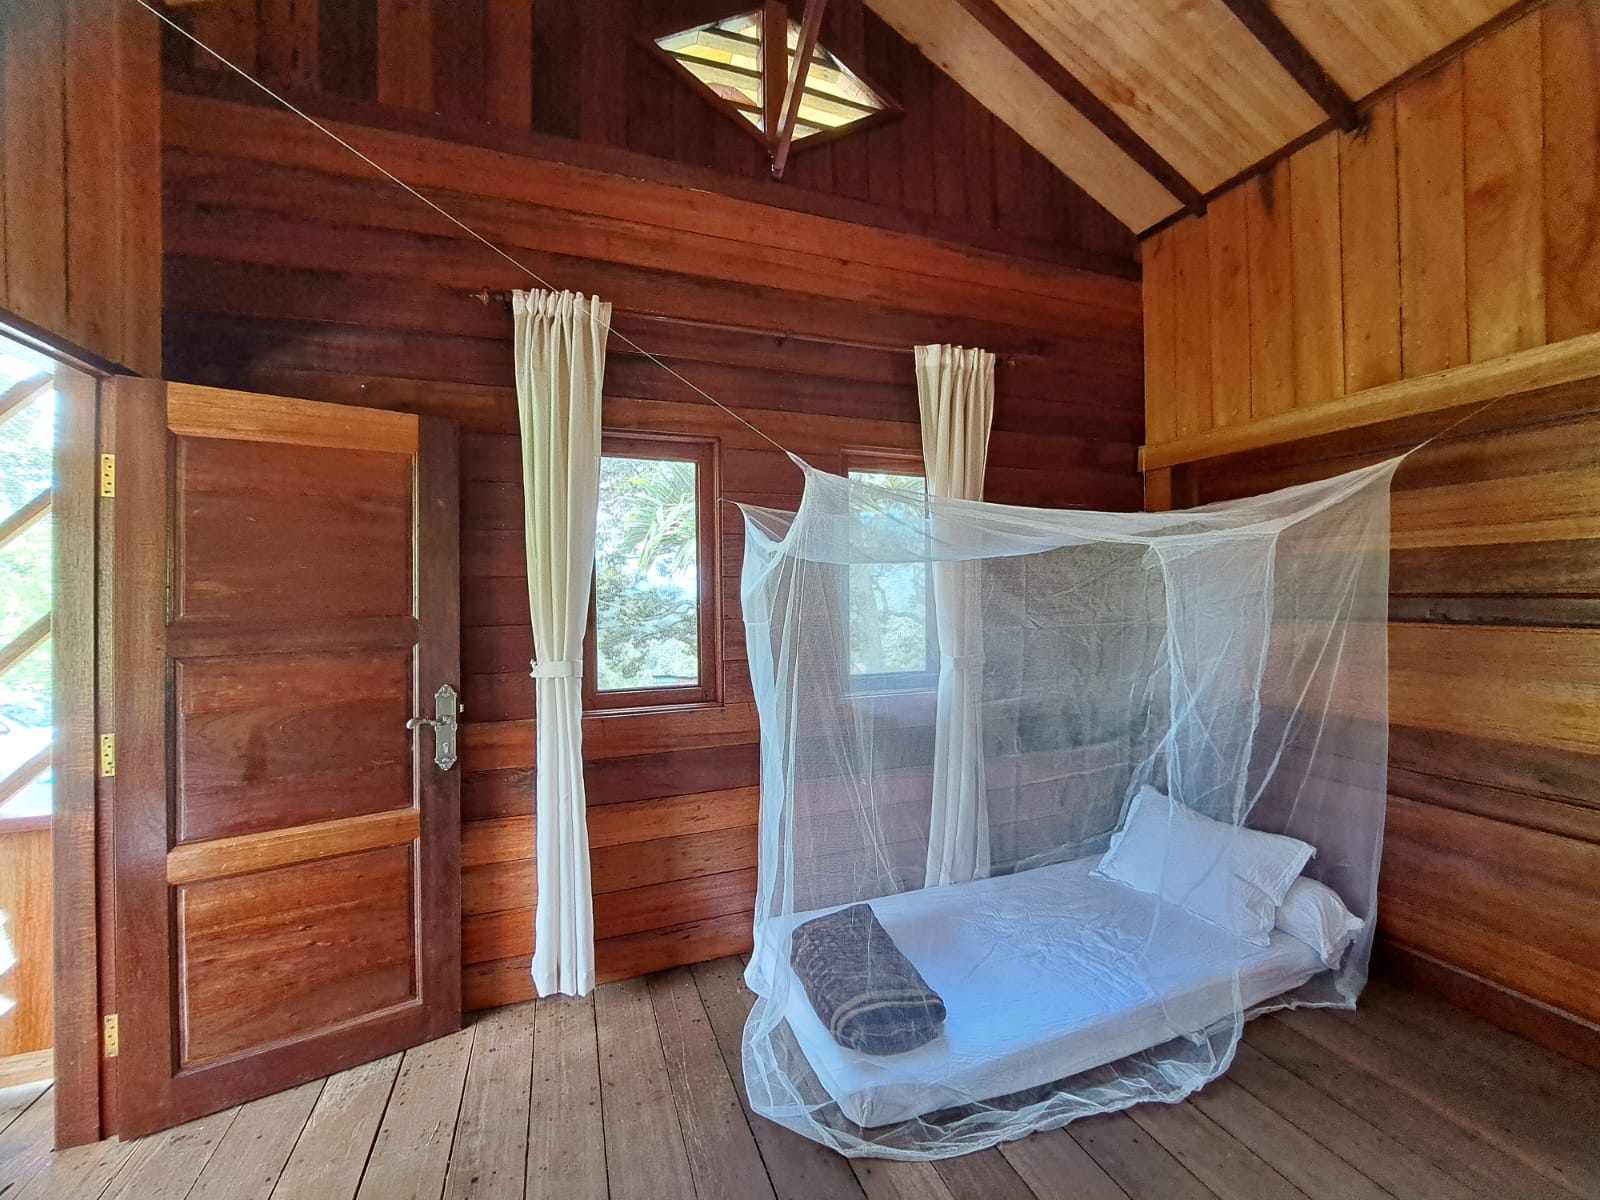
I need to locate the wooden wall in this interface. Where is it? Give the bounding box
[161,0,1134,264]
[0,826,51,1058]
[1141,1,1600,1063]
[1143,1,1600,443]
[0,0,161,373]
[159,92,1146,1008]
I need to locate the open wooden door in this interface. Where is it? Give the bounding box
[109,381,461,1138]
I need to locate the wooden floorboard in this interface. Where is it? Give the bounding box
[10,957,1600,1200]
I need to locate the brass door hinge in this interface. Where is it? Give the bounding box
[99,454,115,497]
[99,734,116,777]
[103,1013,119,1058]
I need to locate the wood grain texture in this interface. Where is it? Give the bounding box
[0,828,52,1057]
[1338,96,1403,394]
[1463,14,1545,361]
[1397,57,1470,376]
[0,0,160,371]
[1145,4,1596,453]
[983,0,1324,192]
[1169,381,1600,1085]
[1205,188,1252,427]
[1244,163,1295,418]
[1288,135,1343,406]
[167,0,1138,258]
[1542,1,1600,342]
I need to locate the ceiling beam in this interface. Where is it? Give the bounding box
[770,0,827,179]
[761,1,786,140]
[1217,0,1359,131]
[949,0,1205,215]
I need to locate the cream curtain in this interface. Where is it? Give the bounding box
[916,343,995,887]
[514,289,611,997]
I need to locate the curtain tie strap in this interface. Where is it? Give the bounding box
[530,659,583,679]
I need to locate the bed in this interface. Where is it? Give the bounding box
[779,855,1325,1128]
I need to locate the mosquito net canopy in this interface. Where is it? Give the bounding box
[737,456,1399,1159]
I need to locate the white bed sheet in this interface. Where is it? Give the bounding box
[780,856,1322,1128]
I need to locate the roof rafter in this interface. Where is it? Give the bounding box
[1216,0,1359,131]
[770,0,828,179]
[949,0,1206,215]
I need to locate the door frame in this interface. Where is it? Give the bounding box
[0,313,109,1148]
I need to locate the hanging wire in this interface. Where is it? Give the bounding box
[127,0,796,459]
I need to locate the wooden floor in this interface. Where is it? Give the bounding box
[3,958,1598,1200]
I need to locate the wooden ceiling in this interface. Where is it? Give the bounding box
[866,0,1528,233]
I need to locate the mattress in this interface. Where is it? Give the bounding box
[779,856,1323,1128]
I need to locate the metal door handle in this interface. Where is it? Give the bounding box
[407,683,460,771]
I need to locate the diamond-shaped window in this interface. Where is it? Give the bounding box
[655,9,893,147]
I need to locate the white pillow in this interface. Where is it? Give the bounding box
[1095,786,1314,946]
[1275,876,1365,967]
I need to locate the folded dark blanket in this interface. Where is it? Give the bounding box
[790,903,947,1056]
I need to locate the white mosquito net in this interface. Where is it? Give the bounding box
[737,455,1399,1159]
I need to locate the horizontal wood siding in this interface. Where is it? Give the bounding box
[161,95,1145,1007]
[0,0,160,372]
[160,0,1134,264]
[1141,3,1600,1055]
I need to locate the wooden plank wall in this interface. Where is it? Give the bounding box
[0,827,52,1058]
[1142,1,1600,1057]
[158,93,1146,1009]
[160,0,1134,265]
[0,0,161,373]
[1144,1,1600,444]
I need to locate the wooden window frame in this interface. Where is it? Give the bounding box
[841,448,938,695]
[583,432,722,713]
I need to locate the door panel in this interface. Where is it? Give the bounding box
[112,380,460,1137]
[173,649,414,842]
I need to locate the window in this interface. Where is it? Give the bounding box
[584,434,719,711]
[844,451,936,692]
[652,8,896,152]
[0,341,61,822]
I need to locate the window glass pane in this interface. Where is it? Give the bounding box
[0,342,58,818]
[847,470,931,680]
[595,455,701,692]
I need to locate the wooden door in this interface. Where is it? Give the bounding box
[109,381,461,1137]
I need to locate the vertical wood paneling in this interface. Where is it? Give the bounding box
[192,0,259,74]
[1541,0,1600,344]
[1288,136,1343,407]
[377,0,432,111]
[1338,96,1403,394]
[1206,188,1251,427]
[118,0,163,376]
[1463,16,1545,361]
[1170,217,1211,438]
[0,0,160,372]
[485,0,534,130]
[1397,59,1469,377]
[258,0,319,91]
[1245,163,1295,418]
[159,0,1135,263]
[1143,228,1178,444]
[64,0,123,357]
[3,1,70,337]
[432,0,487,124]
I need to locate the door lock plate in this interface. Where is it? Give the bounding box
[406,683,459,771]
